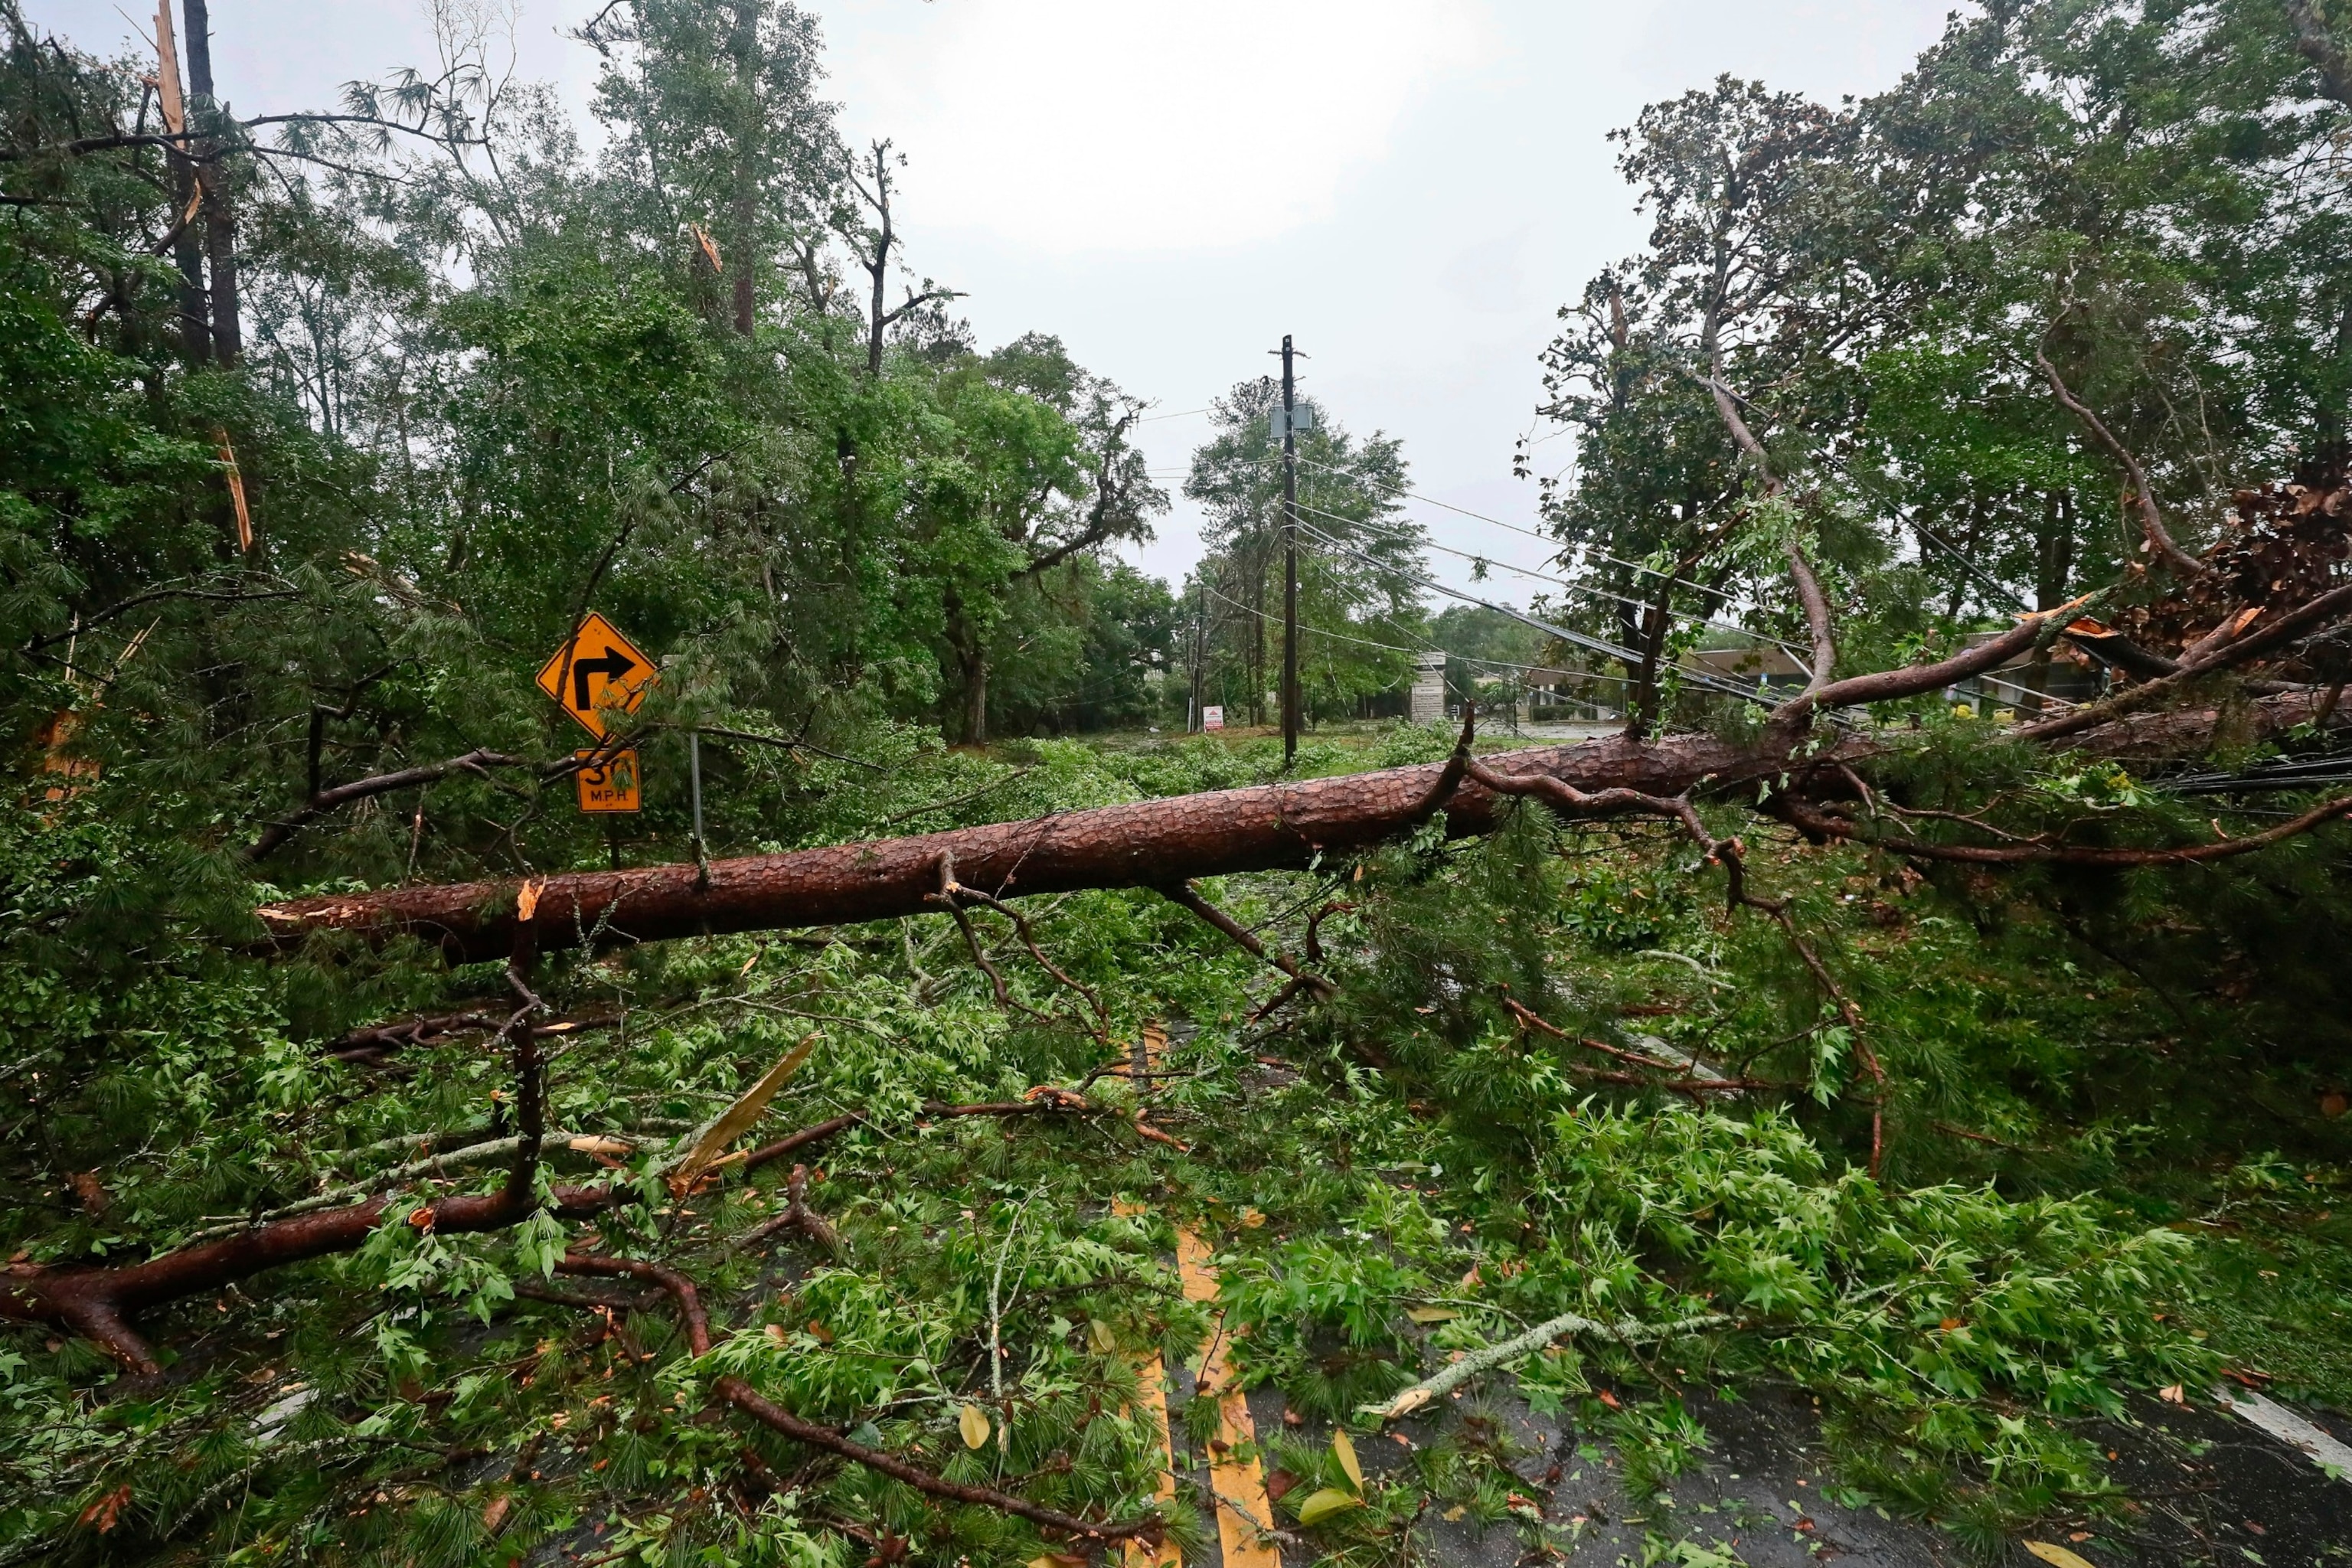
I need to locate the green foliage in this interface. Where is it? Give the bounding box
[4,1,2350,1563]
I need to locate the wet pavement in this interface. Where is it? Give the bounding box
[1156,1367,2352,1567]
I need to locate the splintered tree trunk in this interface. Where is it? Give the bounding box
[170,160,210,364]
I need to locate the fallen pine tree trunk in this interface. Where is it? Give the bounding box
[256,683,2347,965]
[254,729,1799,962]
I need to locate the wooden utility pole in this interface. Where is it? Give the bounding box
[1187,579,1206,732]
[1279,335,1300,766]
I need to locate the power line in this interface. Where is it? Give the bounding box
[1289,451,2025,629]
[1195,580,1641,691]
[1274,462,2076,710]
[1204,440,2078,709]
[1288,514,1770,706]
[1283,492,1817,667]
[1281,451,1807,627]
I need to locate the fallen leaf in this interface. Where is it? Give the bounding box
[806,1319,833,1344]
[1406,1306,1459,1325]
[1240,1207,1266,1228]
[67,1171,108,1216]
[78,1484,132,1534]
[1294,1488,1361,1527]
[1442,1504,1466,1521]
[482,1493,511,1532]
[1596,1389,1621,1410]
[1331,1427,1364,1491]
[2024,1544,2098,1568]
[1089,1318,1117,1354]
[764,1324,790,1348]
[2158,1383,2186,1404]
[959,1403,990,1449]
[1264,1468,1299,1504]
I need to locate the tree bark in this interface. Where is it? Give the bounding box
[727,0,760,338]
[181,0,238,365]
[962,645,988,745]
[258,729,1819,962]
[253,665,2348,965]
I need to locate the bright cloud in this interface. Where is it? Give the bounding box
[823,0,1495,253]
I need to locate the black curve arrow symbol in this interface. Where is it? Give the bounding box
[572,646,639,709]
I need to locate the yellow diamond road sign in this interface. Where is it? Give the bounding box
[536,612,657,739]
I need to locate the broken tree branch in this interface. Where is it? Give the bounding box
[2018,583,2352,743]
[932,856,1111,1040]
[1363,1306,1732,1423]
[1787,539,1837,698]
[0,1083,1086,1376]
[549,1253,1159,1541]
[1782,792,2352,867]
[2034,338,2203,579]
[247,750,526,863]
[733,1164,841,1254]
[1158,880,1334,1003]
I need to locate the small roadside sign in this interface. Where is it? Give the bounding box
[1201,704,1223,731]
[536,612,657,739]
[575,749,642,813]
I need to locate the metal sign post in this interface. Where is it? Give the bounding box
[689,731,704,849]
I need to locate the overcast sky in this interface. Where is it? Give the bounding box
[30,0,1958,599]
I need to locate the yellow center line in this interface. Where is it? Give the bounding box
[1115,1022,1279,1568]
[1178,1228,1282,1568]
[1113,1195,1182,1568]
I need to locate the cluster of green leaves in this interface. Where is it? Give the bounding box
[1534,0,2352,718]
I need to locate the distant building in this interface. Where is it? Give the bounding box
[1410,651,1448,724]
[1684,645,1812,696]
